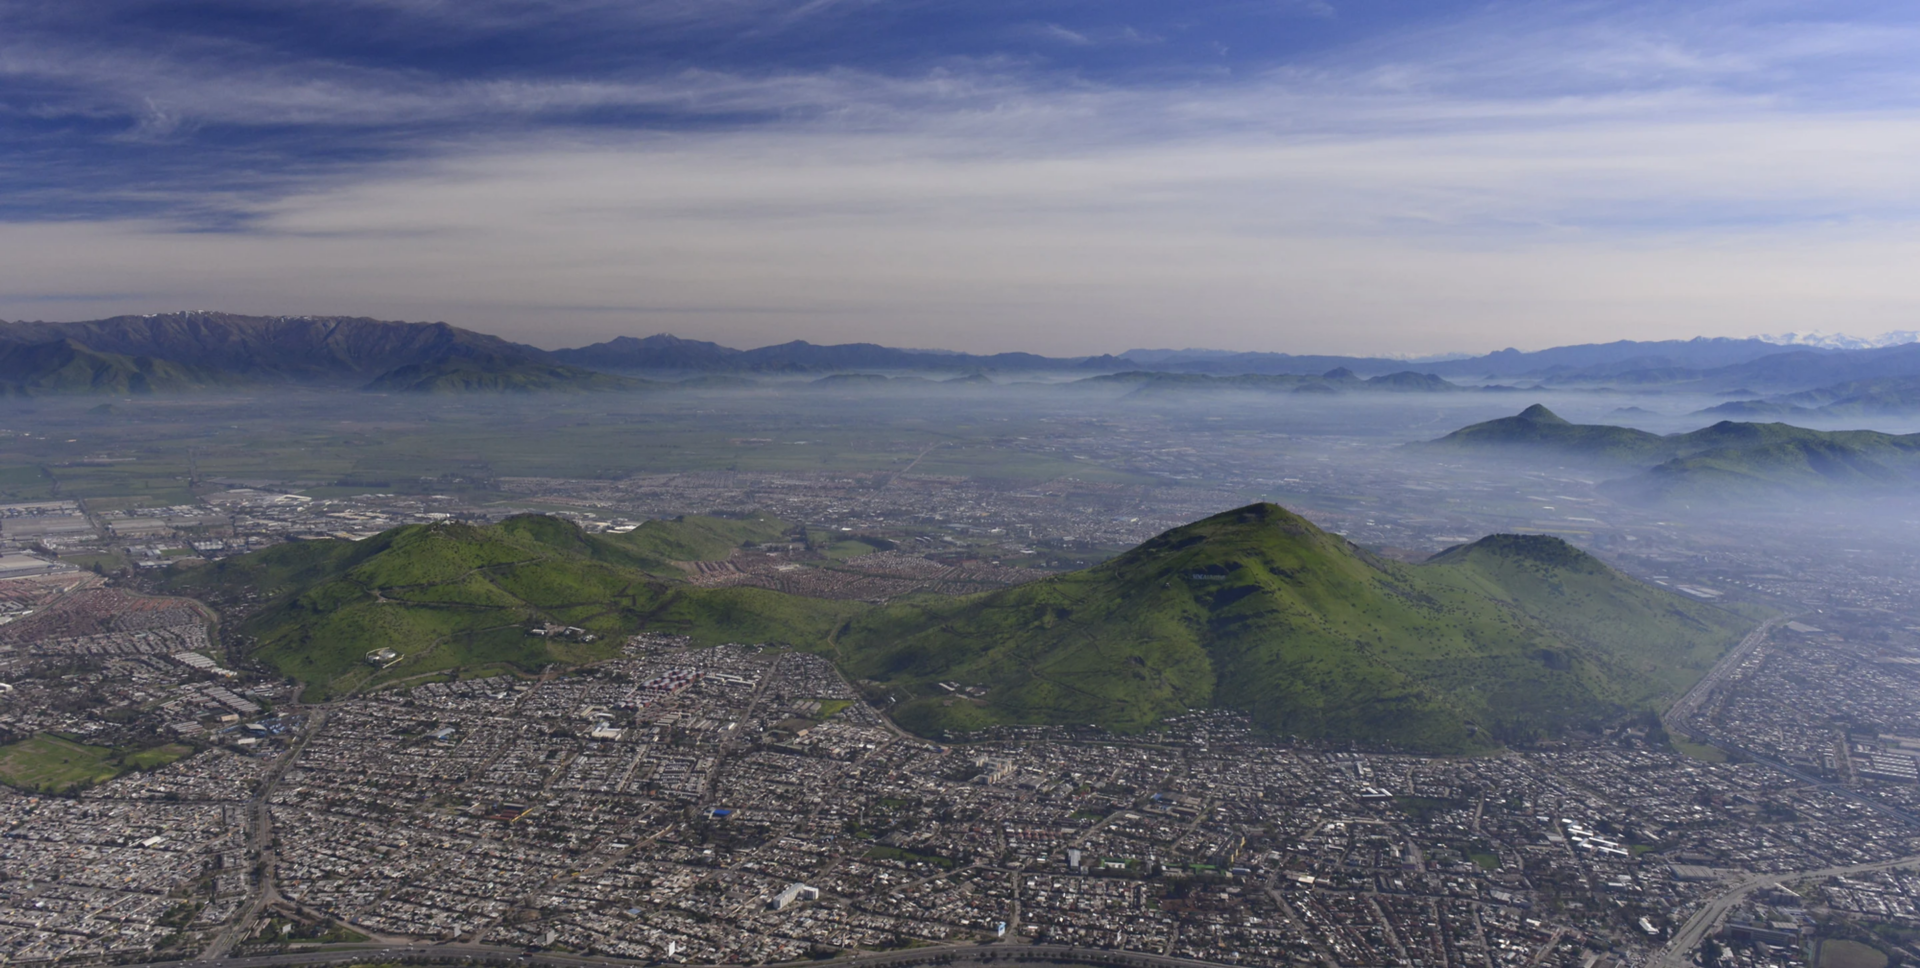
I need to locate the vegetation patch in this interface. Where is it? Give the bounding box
[163,513,858,701]
[164,503,1759,753]
[1818,939,1890,968]
[1672,735,1730,763]
[832,503,1757,752]
[120,743,194,770]
[0,734,130,792]
[864,845,957,869]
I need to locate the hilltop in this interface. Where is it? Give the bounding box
[163,513,853,700]
[162,503,1749,750]
[1426,404,1671,462]
[1430,405,1920,501]
[827,503,1750,751]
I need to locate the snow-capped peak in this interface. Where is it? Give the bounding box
[1758,330,1920,350]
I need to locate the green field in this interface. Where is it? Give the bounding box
[1672,735,1730,763]
[121,744,194,770]
[0,735,127,792]
[1818,940,1888,968]
[0,735,195,792]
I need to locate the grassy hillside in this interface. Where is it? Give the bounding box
[0,311,548,384]
[1426,404,1671,462]
[830,503,1752,751]
[0,338,244,395]
[167,505,1755,751]
[1431,405,1920,502]
[1606,439,1914,505]
[166,514,854,700]
[607,513,793,565]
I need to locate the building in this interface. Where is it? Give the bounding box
[768,883,820,911]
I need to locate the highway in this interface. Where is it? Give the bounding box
[1660,616,1920,826]
[1652,853,1920,968]
[1664,617,1784,729]
[196,708,330,963]
[1647,616,1920,968]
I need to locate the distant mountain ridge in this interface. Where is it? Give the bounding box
[362,354,651,393]
[1698,372,1920,419]
[0,337,245,396]
[0,312,548,384]
[1762,330,1920,350]
[548,332,1134,373]
[1114,337,1812,379]
[559,333,1920,392]
[1082,368,1491,396]
[4,312,1920,395]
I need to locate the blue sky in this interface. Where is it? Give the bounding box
[3,0,1919,353]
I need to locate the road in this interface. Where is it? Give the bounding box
[196,708,330,963]
[1664,617,1785,729]
[1653,853,1920,968]
[1661,616,1920,827]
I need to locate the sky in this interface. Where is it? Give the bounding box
[2,1,1920,355]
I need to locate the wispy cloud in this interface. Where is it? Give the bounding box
[3,0,1920,352]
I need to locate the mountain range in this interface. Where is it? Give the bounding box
[163,503,1754,752]
[549,333,1134,374]
[1696,373,1920,420]
[1082,368,1492,397]
[1430,404,1920,503]
[6,311,1920,398]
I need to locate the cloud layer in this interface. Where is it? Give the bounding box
[2,0,1919,353]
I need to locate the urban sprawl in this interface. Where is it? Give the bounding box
[5,443,1920,968]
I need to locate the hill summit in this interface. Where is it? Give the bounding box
[1429,406,1920,502]
[165,504,1754,752]
[832,502,1752,751]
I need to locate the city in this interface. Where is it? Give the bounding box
[6,423,1920,968]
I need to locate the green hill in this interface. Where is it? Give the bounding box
[363,354,651,393]
[1703,375,1920,418]
[1426,404,1672,462]
[1606,438,1917,505]
[828,503,1751,751]
[0,338,244,395]
[613,513,793,564]
[164,505,1754,751]
[164,514,852,700]
[1432,406,1920,501]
